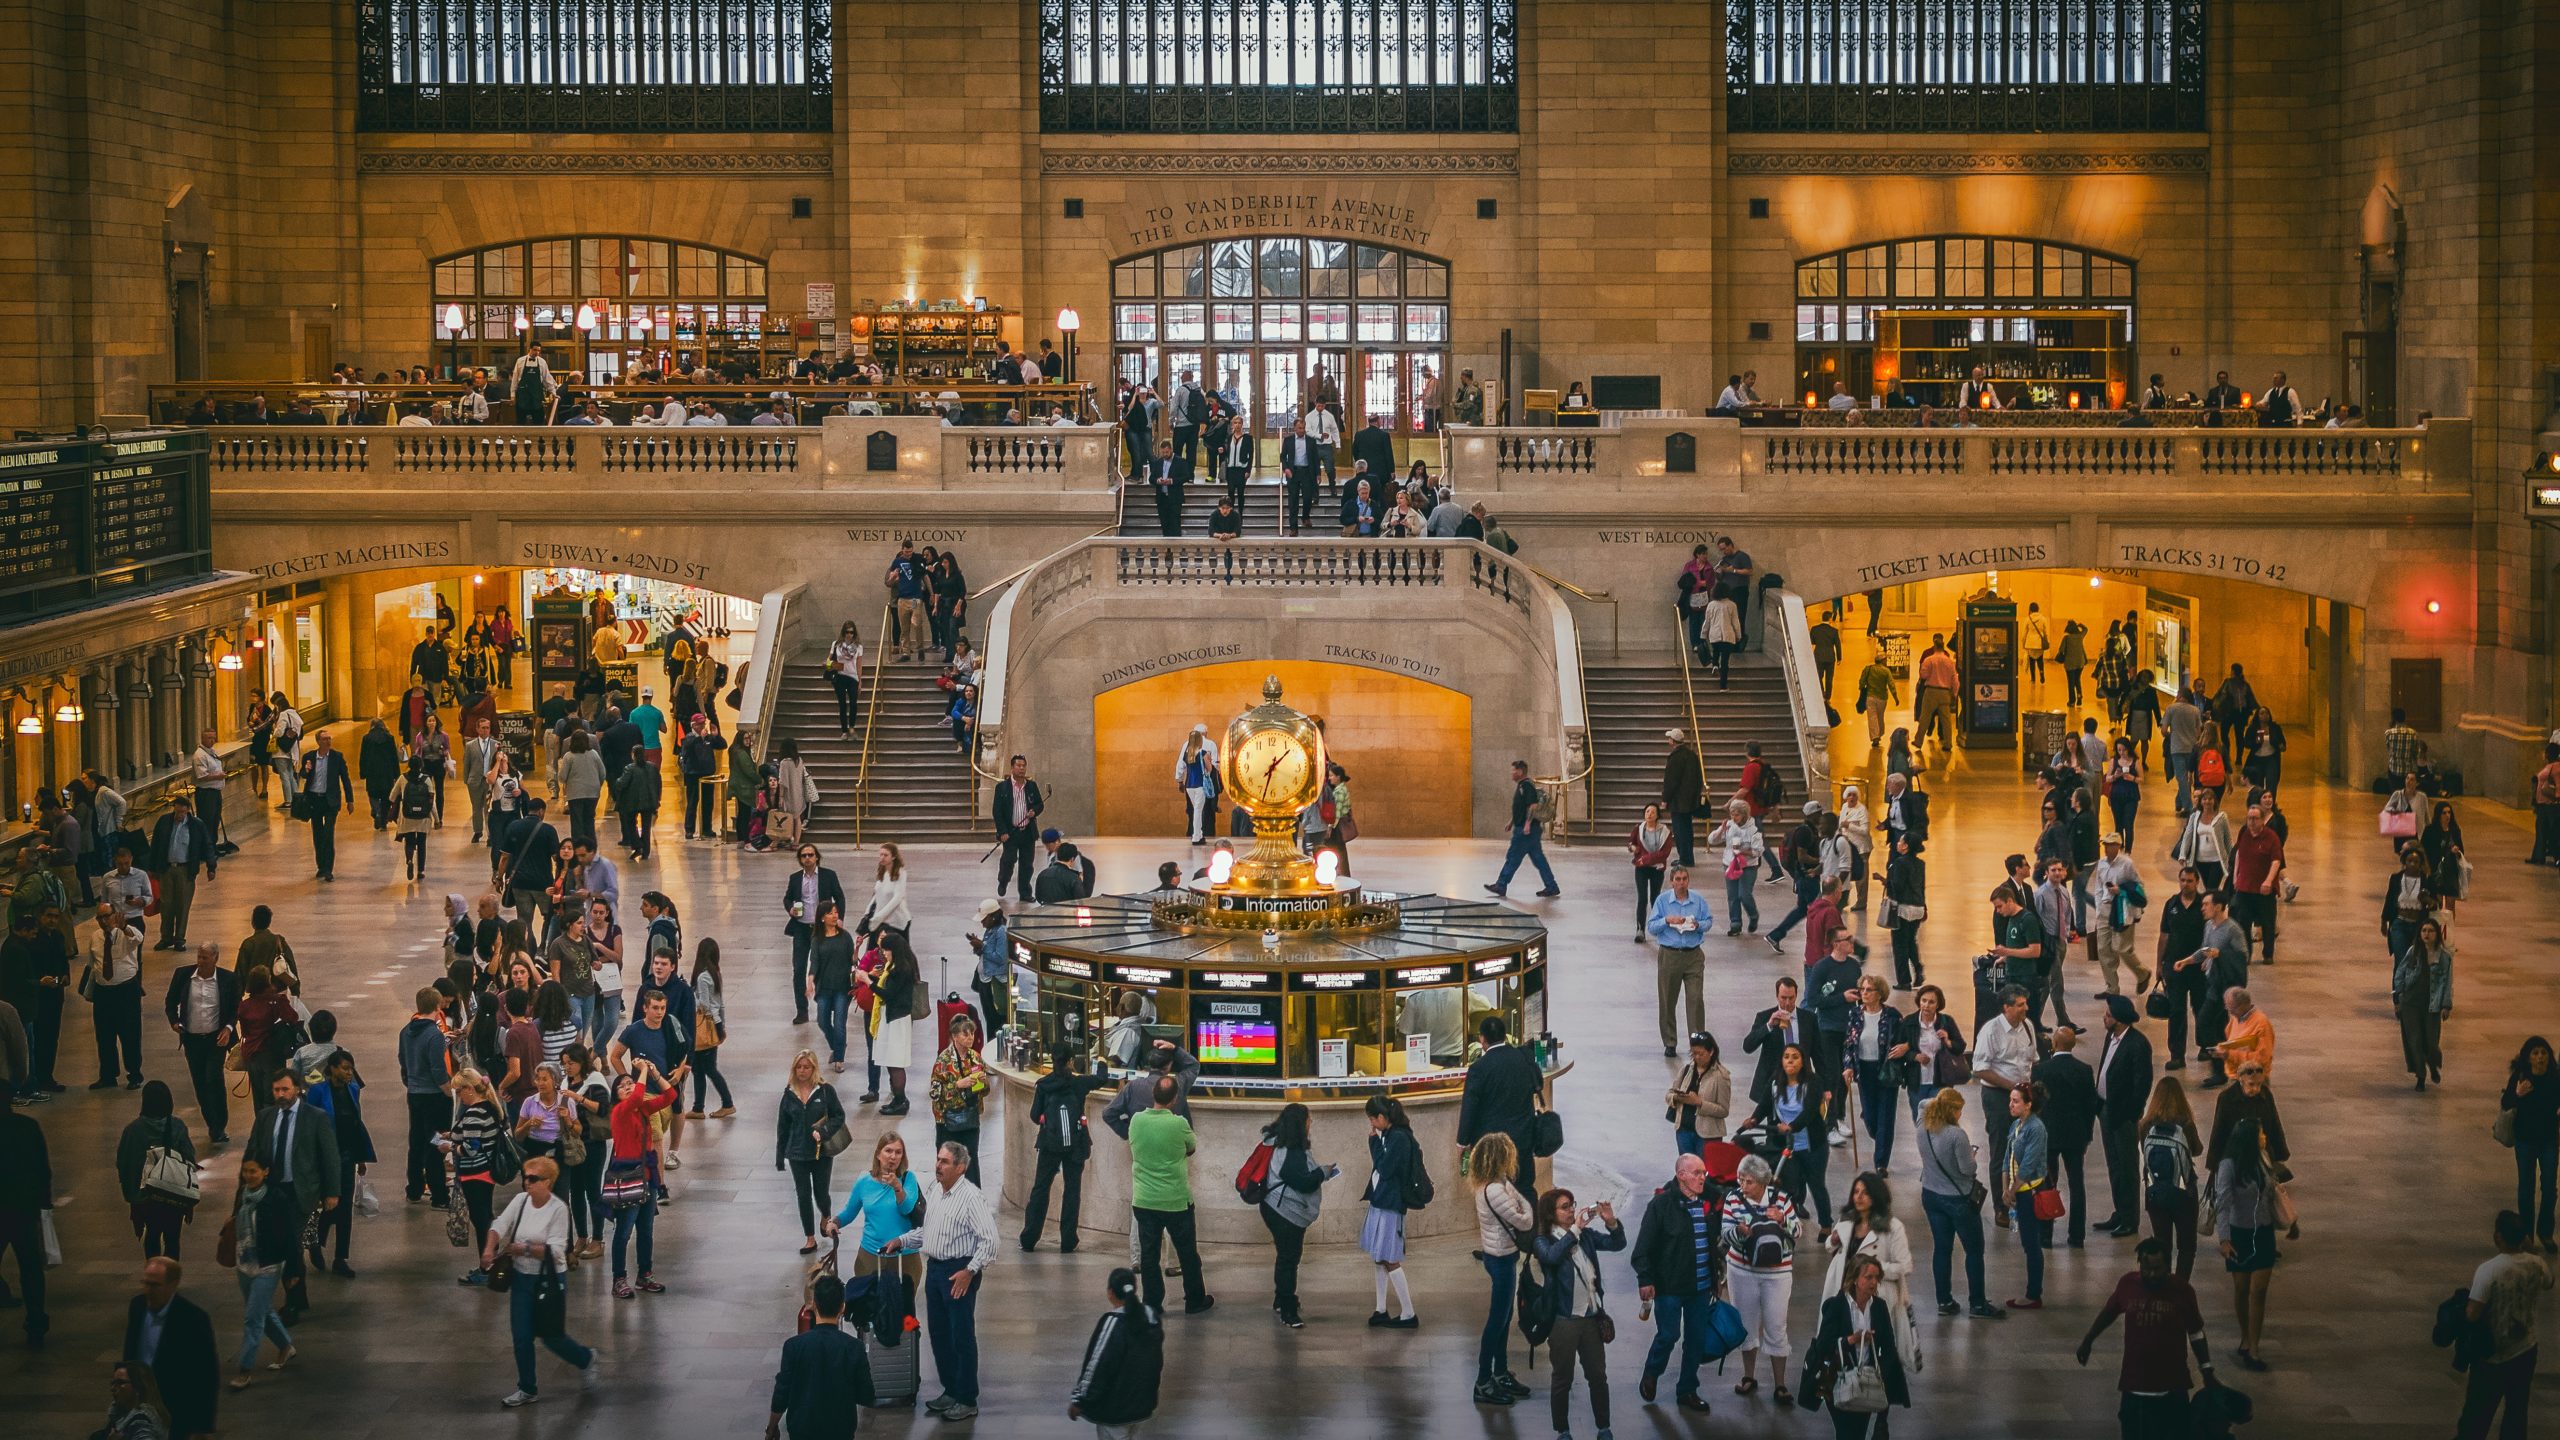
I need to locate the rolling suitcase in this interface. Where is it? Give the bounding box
[935,958,977,1048]
[864,1323,923,1407]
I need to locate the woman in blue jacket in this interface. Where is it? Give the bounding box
[1362,1095,1422,1328]
[1530,1187,1625,1440]
[2001,1080,2053,1310]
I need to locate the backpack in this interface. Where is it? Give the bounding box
[1530,785,1557,829]
[1751,764,1784,809]
[399,776,436,821]
[2195,748,2228,789]
[1402,1153,1436,1211]
[2142,1123,2193,1208]
[1236,1140,1276,1206]
[1514,1254,1557,1350]
[1740,1206,1794,1269]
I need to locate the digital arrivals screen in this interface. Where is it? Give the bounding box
[1196,1001,1279,1066]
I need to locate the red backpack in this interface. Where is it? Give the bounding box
[1235,1139,1276,1205]
[2195,748,2227,789]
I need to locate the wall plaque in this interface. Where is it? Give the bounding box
[866,430,898,473]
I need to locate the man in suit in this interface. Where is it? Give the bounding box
[1879,771,1931,854]
[990,756,1045,903]
[1456,1015,1545,1195]
[162,943,239,1143]
[81,901,147,1090]
[0,1088,49,1345]
[1278,419,1321,535]
[1144,439,1184,536]
[2201,370,2242,410]
[2030,1025,2103,1248]
[246,1069,341,1320]
[781,843,846,1025]
[148,794,215,952]
[2091,993,2157,1237]
[295,728,355,881]
[125,1258,219,1438]
[501,797,562,927]
[766,1272,874,1440]
[1742,975,1819,1109]
[1351,413,1396,498]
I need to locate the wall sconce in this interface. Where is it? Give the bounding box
[2089,575,2102,588]
[632,311,653,336]
[14,713,42,735]
[441,302,466,335]
[513,310,531,333]
[216,652,244,671]
[2426,599,2442,614]
[1055,306,1081,334]
[191,654,214,680]
[54,701,85,724]
[576,303,599,333]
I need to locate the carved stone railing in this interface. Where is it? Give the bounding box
[2198,431,2404,477]
[597,430,803,473]
[390,430,581,472]
[1986,432,2178,476]
[1763,431,1966,476]
[962,430,1071,474]
[209,431,370,472]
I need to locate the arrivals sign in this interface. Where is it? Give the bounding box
[0,431,210,622]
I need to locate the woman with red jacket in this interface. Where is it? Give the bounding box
[607,1059,686,1299]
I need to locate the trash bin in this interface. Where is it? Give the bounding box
[2021,710,2068,772]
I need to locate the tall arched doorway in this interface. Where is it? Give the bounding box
[1110,238,1450,436]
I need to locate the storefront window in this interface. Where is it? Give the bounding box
[1793,235,2136,408]
[424,235,770,380]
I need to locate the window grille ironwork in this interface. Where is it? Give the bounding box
[358,0,832,132]
[1726,0,2205,132]
[1039,0,1516,133]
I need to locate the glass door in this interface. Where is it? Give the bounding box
[1358,351,1404,436]
[1307,348,1350,425]
[1260,351,1303,440]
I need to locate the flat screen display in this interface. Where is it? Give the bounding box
[1195,1013,1279,1066]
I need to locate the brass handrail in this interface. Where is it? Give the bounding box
[851,598,894,844]
[1518,557,1618,657]
[1669,602,1705,761]
[1532,740,1601,837]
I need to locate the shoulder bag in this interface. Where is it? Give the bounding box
[1527,1098,1564,1159]
[555,1104,588,1168]
[2493,1107,2517,1148]
[1829,1330,1890,1414]
[140,1136,201,1210]
[529,1252,568,1338]
[485,1200,523,1293]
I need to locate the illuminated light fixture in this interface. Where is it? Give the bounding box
[1978,392,1996,409]
[54,702,84,724]
[1206,849,1235,885]
[471,574,484,586]
[2067,392,2082,410]
[2426,599,2442,614]
[2089,575,2102,588]
[513,309,530,333]
[216,651,244,671]
[441,302,466,334]
[1074,906,1093,927]
[14,714,41,735]
[575,304,599,333]
[1314,849,1341,887]
[632,311,652,335]
[249,635,266,650]
[1055,306,1081,333]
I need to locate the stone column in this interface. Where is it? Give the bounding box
[120,659,152,782]
[152,646,184,770]
[85,668,120,781]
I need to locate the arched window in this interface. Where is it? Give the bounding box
[1793,238,2134,409]
[1040,1,1517,133]
[1111,238,1450,433]
[430,237,772,383]
[1726,0,2205,132]
[358,0,832,132]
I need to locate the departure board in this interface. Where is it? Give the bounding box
[0,432,209,621]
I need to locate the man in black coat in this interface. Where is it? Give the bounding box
[0,1089,50,1343]
[2091,994,2157,1236]
[1660,730,1706,867]
[1880,771,1931,853]
[1455,1015,1544,1196]
[1742,975,1825,1108]
[147,795,216,951]
[294,729,355,881]
[357,718,401,828]
[780,846,846,1025]
[1277,420,1321,535]
[1034,842,1087,905]
[124,1257,220,1439]
[766,1273,874,1440]
[1350,414,1396,496]
[1630,1153,1724,1413]
[989,756,1045,902]
[2030,1025,2104,1247]
[162,944,239,1143]
[501,798,562,925]
[245,1070,341,1319]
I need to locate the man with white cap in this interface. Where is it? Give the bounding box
[1661,729,1705,868]
[2084,830,2150,998]
[967,898,1010,1037]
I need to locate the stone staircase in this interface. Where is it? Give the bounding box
[1577,657,1809,835]
[768,657,984,845]
[1116,476,1290,537]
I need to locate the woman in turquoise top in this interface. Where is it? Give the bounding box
[822,1131,924,1291]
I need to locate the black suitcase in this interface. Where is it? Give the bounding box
[864,1325,922,1407]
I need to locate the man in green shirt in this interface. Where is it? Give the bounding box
[1127,1075,1213,1314]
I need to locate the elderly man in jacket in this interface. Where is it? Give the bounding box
[1632,1153,1723,1415]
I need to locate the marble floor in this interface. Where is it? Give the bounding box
[5,713,2555,1439]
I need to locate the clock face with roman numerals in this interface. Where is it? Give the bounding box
[1229,729,1316,811]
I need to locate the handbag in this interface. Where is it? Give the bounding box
[140,1142,202,1209]
[1700,1297,1749,1361]
[485,1204,522,1293]
[1527,1104,1565,1159]
[1830,1342,1890,1414]
[1896,902,1927,925]
[291,790,320,821]
[2380,808,2418,839]
[602,1159,653,1211]
[556,1112,588,1168]
[530,1254,568,1337]
[1938,1048,1973,1086]
[820,1116,855,1158]
[1594,1307,1617,1345]
[2493,1108,2517,1148]
[2145,988,2175,1020]
[693,1008,722,1052]
[2030,1185,2066,1223]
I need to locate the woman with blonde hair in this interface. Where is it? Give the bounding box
[824,1130,925,1293]
[1914,1086,1998,1318]
[1708,797,1766,934]
[1466,1131,1536,1405]
[1175,724,1219,845]
[777,1048,847,1254]
[441,1067,509,1282]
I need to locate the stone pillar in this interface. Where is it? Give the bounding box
[152,646,184,770]
[85,669,120,782]
[120,659,152,782]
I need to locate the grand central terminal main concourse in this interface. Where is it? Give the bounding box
[8,3,2560,1439]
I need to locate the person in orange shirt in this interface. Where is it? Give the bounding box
[2212,987,2275,1077]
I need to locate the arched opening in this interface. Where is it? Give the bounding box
[1812,565,2360,785]
[1794,236,2134,409]
[1094,658,1472,837]
[429,235,773,384]
[1110,237,1450,438]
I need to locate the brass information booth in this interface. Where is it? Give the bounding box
[987,677,1565,1244]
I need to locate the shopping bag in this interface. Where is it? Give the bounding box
[354,1176,381,1218]
[42,1212,62,1267]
